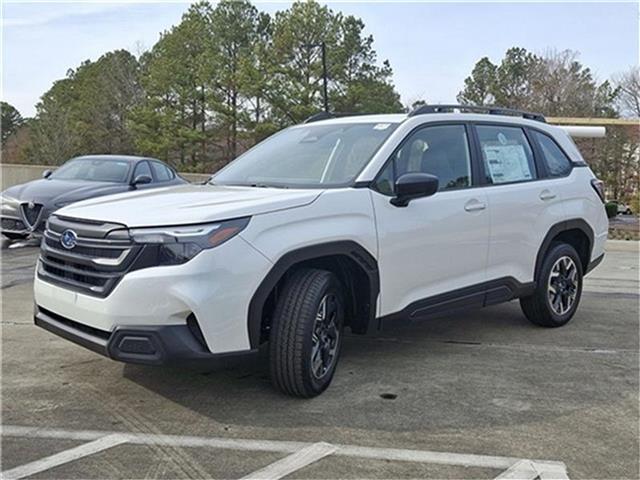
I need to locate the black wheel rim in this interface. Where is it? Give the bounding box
[311,294,340,380]
[547,256,578,315]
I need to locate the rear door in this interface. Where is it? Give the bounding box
[371,123,490,318]
[473,123,566,288]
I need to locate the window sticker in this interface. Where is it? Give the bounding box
[373,123,391,130]
[482,144,532,183]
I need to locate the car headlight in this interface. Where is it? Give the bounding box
[1,194,19,212]
[128,217,250,266]
[54,201,73,208]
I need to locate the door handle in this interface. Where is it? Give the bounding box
[464,199,487,212]
[539,190,557,201]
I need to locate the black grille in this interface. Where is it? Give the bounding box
[20,203,43,228]
[38,216,141,297]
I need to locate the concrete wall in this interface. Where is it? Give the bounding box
[1,163,210,190]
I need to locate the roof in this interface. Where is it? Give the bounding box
[71,155,156,163]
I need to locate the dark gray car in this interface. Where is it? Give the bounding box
[1,155,185,240]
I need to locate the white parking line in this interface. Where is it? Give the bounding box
[240,442,337,479]
[0,433,129,480]
[494,459,570,480]
[1,425,569,479]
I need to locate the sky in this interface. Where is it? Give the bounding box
[2,1,639,118]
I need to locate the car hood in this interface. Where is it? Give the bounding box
[3,179,126,206]
[56,184,323,227]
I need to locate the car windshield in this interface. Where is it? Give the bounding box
[212,122,399,188]
[50,158,131,183]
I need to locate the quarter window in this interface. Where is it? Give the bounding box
[375,124,472,194]
[476,125,536,184]
[532,131,572,177]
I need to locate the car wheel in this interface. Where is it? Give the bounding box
[520,242,583,327]
[269,268,344,398]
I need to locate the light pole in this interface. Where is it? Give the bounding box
[304,42,329,113]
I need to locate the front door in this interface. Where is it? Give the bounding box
[371,123,490,318]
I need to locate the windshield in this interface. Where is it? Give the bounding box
[50,158,131,183]
[213,122,399,188]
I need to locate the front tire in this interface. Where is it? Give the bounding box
[520,242,583,327]
[269,269,344,398]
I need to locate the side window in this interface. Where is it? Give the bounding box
[374,124,472,194]
[531,131,572,177]
[476,125,536,185]
[151,162,174,182]
[132,161,153,181]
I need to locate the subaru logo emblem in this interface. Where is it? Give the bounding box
[60,229,78,250]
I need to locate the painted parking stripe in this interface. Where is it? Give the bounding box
[241,442,337,479]
[0,434,129,480]
[494,459,570,480]
[1,425,569,478]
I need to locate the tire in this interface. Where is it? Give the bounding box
[520,242,583,327]
[269,268,345,398]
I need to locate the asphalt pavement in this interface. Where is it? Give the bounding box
[1,241,638,479]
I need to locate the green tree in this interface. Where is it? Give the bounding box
[456,57,497,105]
[1,102,24,146]
[267,1,401,124]
[132,1,214,166]
[209,0,264,159]
[27,50,141,164]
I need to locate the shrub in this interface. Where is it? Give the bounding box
[605,202,619,219]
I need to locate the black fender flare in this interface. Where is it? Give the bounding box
[534,219,594,282]
[247,240,380,348]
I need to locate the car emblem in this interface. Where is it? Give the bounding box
[28,201,35,209]
[60,229,78,250]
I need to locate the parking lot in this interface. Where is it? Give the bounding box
[1,241,638,479]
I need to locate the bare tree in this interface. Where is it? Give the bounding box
[613,66,640,118]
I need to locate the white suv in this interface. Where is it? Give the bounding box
[34,106,608,397]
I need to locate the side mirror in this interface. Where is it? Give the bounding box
[390,173,439,207]
[131,175,152,188]
[42,169,53,179]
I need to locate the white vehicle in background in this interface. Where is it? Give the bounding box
[33,105,608,397]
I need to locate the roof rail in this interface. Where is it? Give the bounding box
[408,104,546,123]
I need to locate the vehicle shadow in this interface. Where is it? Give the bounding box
[119,301,584,431]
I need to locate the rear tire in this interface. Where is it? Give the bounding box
[269,269,344,398]
[520,242,583,327]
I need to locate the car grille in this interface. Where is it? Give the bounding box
[38,215,142,297]
[20,203,43,229]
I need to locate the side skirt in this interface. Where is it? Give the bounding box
[377,277,535,327]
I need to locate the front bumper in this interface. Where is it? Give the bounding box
[35,306,257,366]
[34,234,274,355]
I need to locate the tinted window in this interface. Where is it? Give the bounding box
[532,131,572,177]
[133,161,153,180]
[375,124,471,194]
[151,162,173,182]
[50,158,131,183]
[476,125,536,184]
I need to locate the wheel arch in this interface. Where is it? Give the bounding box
[535,219,594,282]
[247,241,380,348]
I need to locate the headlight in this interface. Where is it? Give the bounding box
[1,194,19,212]
[54,201,73,208]
[128,217,250,266]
